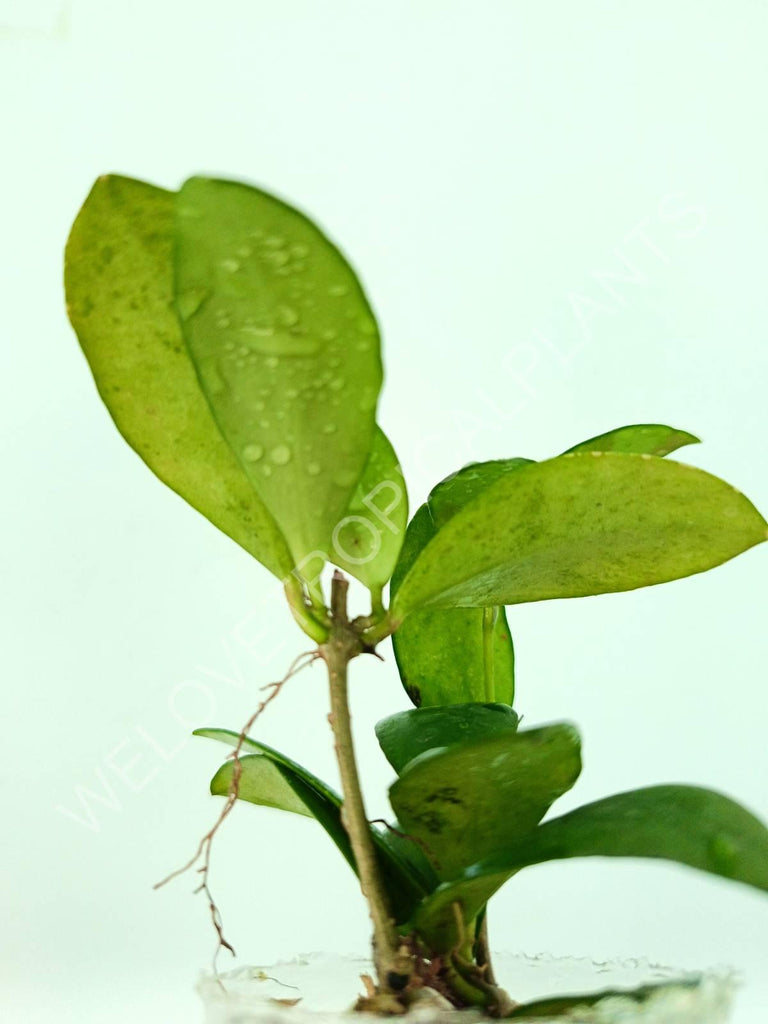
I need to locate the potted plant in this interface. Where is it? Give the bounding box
[64,173,768,1021]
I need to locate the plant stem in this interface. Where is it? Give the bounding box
[323,571,407,998]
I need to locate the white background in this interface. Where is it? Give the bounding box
[1,1,767,1022]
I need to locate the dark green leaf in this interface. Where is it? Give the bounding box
[389,723,581,881]
[65,175,294,580]
[411,785,768,951]
[392,453,768,616]
[392,506,515,707]
[174,177,383,566]
[331,427,408,593]
[195,728,432,922]
[563,423,700,458]
[375,703,519,775]
[508,978,703,1019]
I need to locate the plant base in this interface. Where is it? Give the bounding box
[198,952,734,1023]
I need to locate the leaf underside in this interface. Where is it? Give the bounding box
[195,728,433,922]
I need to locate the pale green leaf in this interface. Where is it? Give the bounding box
[392,453,767,616]
[331,427,408,592]
[174,176,382,566]
[65,175,294,579]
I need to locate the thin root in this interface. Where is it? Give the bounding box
[153,649,320,977]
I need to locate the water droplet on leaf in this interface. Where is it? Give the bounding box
[243,443,264,462]
[270,444,292,466]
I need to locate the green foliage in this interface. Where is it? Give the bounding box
[392,453,767,617]
[65,176,294,580]
[174,177,383,567]
[410,784,768,951]
[67,173,768,1013]
[195,728,434,923]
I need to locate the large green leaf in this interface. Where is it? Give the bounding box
[195,728,432,922]
[375,703,519,775]
[65,175,294,580]
[391,505,516,707]
[411,785,768,951]
[174,177,383,566]
[389,723,581,881]
[563,423,700,457]
[392,453,767,616]
[331,427,408,594]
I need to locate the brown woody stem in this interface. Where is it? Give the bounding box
[323,571,408,998]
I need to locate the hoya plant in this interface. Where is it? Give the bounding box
[65,174,768,1018]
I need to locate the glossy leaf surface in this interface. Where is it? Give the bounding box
[393,453,767,615]
[331,427,407,591]
[376,703,519,775]
[391,506,515,707]
[563,423,700,457]
[412,784,768,950]
[196,728,431,922]
[65,175,293,579]
[175,176,383,566]
[389,723,581,880]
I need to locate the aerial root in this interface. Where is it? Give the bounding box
[153,648,320,977]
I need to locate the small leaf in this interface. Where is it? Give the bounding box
[392,453,768,616]
[195,728,432,922]
[375,703,519,775]
[508,978,704,1019]
[331,428,408,592]
[389,723,581,881]
[411,784,768,951]
[563,423,700,458]
[391,505,515,707]
[65,175,294,580]
[174,177,383,566]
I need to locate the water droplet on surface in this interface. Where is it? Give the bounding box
[321,328,337,341]
[265,355,280,369]
[322,423,337,434]
[356,339,372,352]
[640,453,652,460]
[241,324,275,338]
[270,444,292,466]
[237,245,253,258]
[266,250,290,267]
[264,235,284,248]
[358,316,376,335]
[276,305,299,326]
[709,835,738,872]
[306,462,322,476]
[290,243,309,258]
[219,258,241,273]
[329,377,344,391]
[261,464,273,477]
[286,388,299,399]
[242,443,264,462]
[259,418,270,428]
[328,284,348,297]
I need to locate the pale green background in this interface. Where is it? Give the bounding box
[1,1,766,1022]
